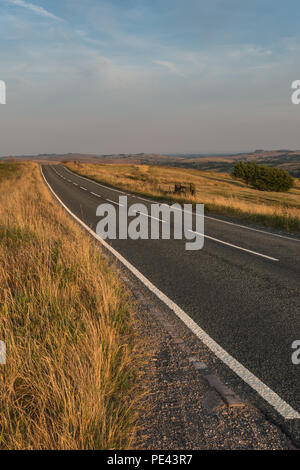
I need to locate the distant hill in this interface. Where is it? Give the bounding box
[1,149,300,177]
[0,152,183,165]
[162,150,300,177]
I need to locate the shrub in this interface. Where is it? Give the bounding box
[232,161,294,192]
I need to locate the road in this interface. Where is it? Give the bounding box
[41,164,300,442]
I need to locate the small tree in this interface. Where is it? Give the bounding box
[232,161,247,179]
[232,161,294,192]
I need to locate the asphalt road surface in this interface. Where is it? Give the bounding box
[41,164,300,443]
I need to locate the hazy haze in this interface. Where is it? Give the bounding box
[1,0,300,155]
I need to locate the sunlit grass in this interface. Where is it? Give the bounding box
[65,162,300,232]
[0,162,141,449]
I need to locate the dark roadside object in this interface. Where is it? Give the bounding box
[174,183,196,196]
[190,183,196,195]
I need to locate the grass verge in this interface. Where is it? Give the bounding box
[65,162,300,232]
[0,162,141,449]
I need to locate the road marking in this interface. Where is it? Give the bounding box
[54,165,280,261]
[62,165,126,194]
[80,186,87,191]
[131,209,167,223]
[106,198,124,207]
[61,166,300,243]
[41,165,300,420]
[170,204,300,243]
[204,214,300,242]
[135,196,153,203]
[189,230,279,262]
[91,191,101,197]
[128,211,278,260]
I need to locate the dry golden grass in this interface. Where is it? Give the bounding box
[0,162,141,449]
[65,162,300,232]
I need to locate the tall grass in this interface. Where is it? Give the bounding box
[0,162,140,449]
[0,161,22,183]
[65,162,300,232]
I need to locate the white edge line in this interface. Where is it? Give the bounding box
[40,165,300,420]
[164,204,300,243]
[204,214,300,242]
[58,166,279,260]
[61,165,300,243]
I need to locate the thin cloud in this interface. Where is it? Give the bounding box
[228,46,273,60]
[153,60,185,77]
[9,0,62,21]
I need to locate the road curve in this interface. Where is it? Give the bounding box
[41,164,300,441]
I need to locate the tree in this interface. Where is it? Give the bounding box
[232,161,246,179]
[232,161,294,192]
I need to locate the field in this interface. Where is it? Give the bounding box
[65,162,300,232]
[4,149,300,177]
[0,162,141,449]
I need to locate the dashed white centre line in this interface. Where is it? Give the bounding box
[106,198,124,207]
[132,210,167,223]
[40,165,300,420]
[54,165,279,261]
[189,230,279,262]
[63,166,127,194]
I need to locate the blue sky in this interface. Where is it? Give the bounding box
[1,0,300,155]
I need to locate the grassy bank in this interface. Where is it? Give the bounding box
[0,161,21,183]
[0,162,141,449]
[65,162,300,232]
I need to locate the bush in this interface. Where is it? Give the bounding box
[232,161,294,192]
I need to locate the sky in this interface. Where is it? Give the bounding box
[1,0,300,155]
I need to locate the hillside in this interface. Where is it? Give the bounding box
[2,150,300,177]
[64,161,300,232]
